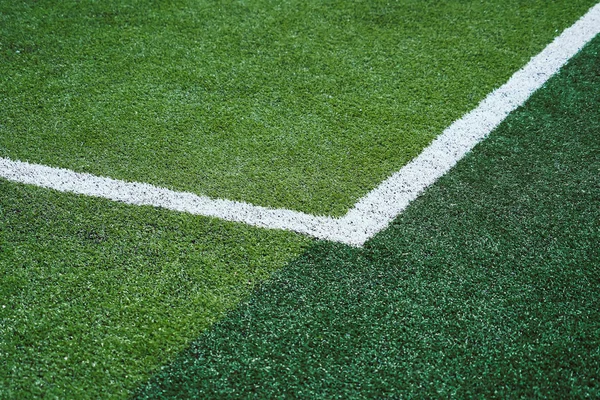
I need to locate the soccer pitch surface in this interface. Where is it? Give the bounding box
[1,0,600,397]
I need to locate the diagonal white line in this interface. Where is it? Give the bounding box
[1,3,599,247]
[340,2,600,245]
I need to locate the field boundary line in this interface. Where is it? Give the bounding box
[1,3,599,247]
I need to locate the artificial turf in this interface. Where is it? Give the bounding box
[135,34,600,398]
[0,184,310,398]
[1,0,597,215]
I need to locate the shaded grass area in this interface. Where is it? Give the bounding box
[136,35,600,398]
[1,0,597,215]
[0,184,310,398]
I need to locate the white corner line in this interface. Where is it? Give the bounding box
[1,3,599,247]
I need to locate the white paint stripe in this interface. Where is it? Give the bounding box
[1,3,599,247]
[341,2,600,245]
[0,157,342,237]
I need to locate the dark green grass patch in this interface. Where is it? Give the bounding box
[0,184,310,398]
[136,35,600,398]
[1,0,597,215]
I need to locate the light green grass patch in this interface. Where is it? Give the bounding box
[1,0,597,215]
[0,181,310,398]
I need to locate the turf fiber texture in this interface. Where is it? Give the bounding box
[0,188,309,398]
[136,35,600,398]
[1,0,597,215]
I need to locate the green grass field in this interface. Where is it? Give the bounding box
[137,34,600,398]
[1,0,596,215]
[0,182,310,398]
[1,0,599,398]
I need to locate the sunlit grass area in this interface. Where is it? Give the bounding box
[1,0,596,215]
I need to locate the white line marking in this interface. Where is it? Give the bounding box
[1,3,599,246]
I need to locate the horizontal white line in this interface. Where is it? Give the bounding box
[0,157,345,237]
[1,3,599,246]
